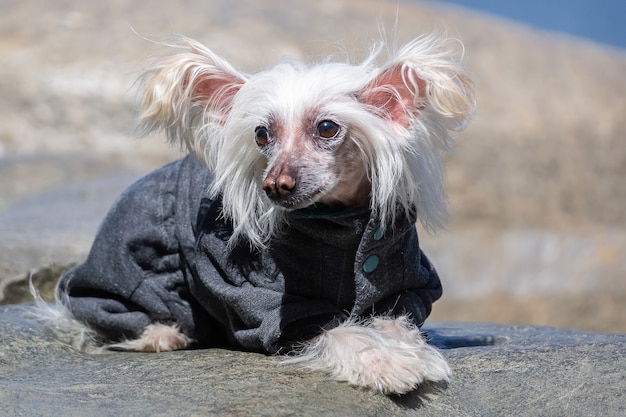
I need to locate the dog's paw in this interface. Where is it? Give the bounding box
[359,316,451,393]
[282,316,450,395]
[108,323,194,353]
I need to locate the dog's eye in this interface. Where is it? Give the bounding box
[317,120,340,139]
[255,126,270,147]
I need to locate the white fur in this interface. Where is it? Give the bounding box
[34,34,474,395]
[30,278,193,354]
[29,277,104,353]
[139,34,475,247]
[107,323,194,353]
[281,315,451,395]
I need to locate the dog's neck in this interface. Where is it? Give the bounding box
[316,169,371,210]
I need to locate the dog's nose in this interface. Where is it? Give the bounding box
[263,174,295,199]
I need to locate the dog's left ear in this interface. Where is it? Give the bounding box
[360,36,475,129]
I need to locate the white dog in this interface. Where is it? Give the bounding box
[34,34,475,395]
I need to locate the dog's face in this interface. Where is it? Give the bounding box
[230,63,379,211]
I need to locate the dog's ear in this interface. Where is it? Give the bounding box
[360,36,475,130]
[360,64,427,128]
[138,36,247,155]
[357,36,475,233]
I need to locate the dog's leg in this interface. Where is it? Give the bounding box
[107,323,194,353]
[29,279,192,353]
[282,315,450,395]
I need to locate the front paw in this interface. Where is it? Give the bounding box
[282,316,450,395]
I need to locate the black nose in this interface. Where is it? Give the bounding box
[263,174,296,199]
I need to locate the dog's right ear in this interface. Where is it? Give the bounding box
[138,36,247,158]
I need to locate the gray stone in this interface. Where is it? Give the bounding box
[1,304,624,417]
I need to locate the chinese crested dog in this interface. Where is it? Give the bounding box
[34,33,475,395]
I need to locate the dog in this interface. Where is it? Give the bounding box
[33,33,475,395]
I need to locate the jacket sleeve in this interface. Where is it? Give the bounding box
[56,158,208,342]
[375,249,443,327]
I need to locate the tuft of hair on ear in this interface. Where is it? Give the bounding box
[396,33,475,127]
[365,32,476,131]
[357,33,476,233]
[136,35,247,167]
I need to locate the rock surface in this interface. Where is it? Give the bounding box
[0,158,143,303]
[1,304,624,417]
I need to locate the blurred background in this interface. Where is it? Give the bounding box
[1,0,624,333]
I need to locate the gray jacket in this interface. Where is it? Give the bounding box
[57,156,443,353]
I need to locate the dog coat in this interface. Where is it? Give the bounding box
[57,155,443,352]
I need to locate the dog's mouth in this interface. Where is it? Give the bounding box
[272,190,362,214]
[267,186,329,211]
[263,170,340,211]
[270,193,322,211]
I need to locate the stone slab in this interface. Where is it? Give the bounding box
[1,304,623,417]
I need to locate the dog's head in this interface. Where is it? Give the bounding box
[139,35,475,247]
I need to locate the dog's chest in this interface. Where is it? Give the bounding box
[270,210,370,311]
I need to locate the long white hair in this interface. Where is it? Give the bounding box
[138,34,475,248]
